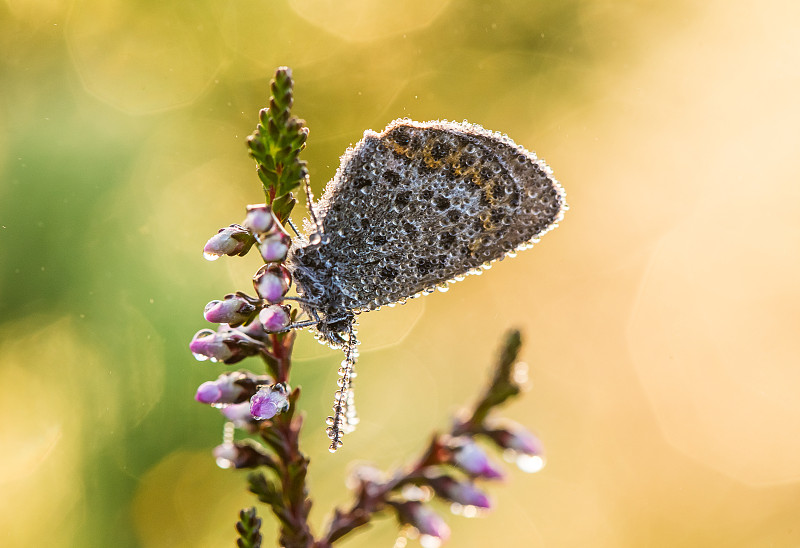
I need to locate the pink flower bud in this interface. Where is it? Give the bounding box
[213,441,272,469]
[195,381,223,404]
[203,294,256,326]
[449,438,505,479]
[203,225,254,260]
[194,372,249,405]
[395,502,451,541]
[259,304,291,332]
[253,264,291,304]
[189,329,234,362]
[243,204,276,234]
[486,422,544,456]
[189,328,264,364]
[250,384,290,420]
[427,475,491,508]
[220,402,261,433]
[258,231,291,263]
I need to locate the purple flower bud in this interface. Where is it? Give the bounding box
[189,328,264,364]
[213,443,239,468]
[189,329,234,362]
[194,372,249,405]
[258,230,291,263]
[213,441,273,469]
[427,475,491,508]
[203,225,254,260]
[259,304,291,332]
[220,402,261,433]
[236,319,270,342]
[195,381,223,404]
[395,502,451,542]
[253,264,291,304]
[242,204,276,234]
[449,438,505,480]
[250,383,290,420]
[203,294,257,326]
[486,422,544,456]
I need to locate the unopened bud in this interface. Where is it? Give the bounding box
[485,421,544,456]
[254,264,291,304]
[394,501,451,542]
[203,294,257,326]
[203,225,254,260]
[243,204,276,234]
[426,475,491,508]
[189,329,234,362]
[213,441,273,469]
[259,304,291,332]
[194,372,250,405]
[189,327,264,364]
[250,383,290,420]
[448,438,505,480]
[258,230,291,263]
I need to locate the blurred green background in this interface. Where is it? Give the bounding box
[2,0,800,546]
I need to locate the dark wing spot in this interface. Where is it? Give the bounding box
[380,266,398,281]
[383,170,401,185]
[392,128,410,146]
[354,177,371,189]
[479,189,490,207]
[460,155,476,168]
[421,189,433,201]
[439,232,456,248]
[446,210,460,223]
[431,141,450,160]
[434,196,450,210]
[395,191,411,207]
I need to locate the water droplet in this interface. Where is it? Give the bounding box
[192,352,210,362]
[420,535,443,548]
[461,505,478,518]
[215,457,234,469]
[516,454,545,473]
[512,361,529,385]
[309,233,322,245]
[203,251,221,261]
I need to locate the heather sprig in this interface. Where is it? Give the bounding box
[188,67,545,547]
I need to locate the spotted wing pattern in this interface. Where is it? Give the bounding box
[290,119,566,313]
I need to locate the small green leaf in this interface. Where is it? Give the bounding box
[247,67,309,223]
[235,507,263,548]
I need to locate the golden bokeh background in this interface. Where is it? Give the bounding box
[2,0,799,546]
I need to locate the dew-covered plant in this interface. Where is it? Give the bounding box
[190,67,546,547]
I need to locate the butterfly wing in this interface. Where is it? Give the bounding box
[295,119,566,313]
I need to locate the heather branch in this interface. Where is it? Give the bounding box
[191,68,546,548]
[319,329,530,545]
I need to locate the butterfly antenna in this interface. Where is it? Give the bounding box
[302,174,324,236]
[327,321,359,452]
[286,218,301,237]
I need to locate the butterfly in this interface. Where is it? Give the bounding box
[284,119,566,451]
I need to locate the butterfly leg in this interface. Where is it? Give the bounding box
[326,321,359,452]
